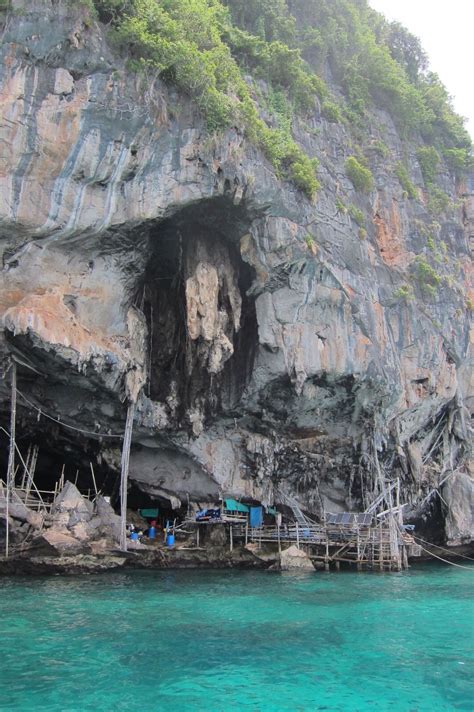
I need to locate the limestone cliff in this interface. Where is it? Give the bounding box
[0,0,472,546]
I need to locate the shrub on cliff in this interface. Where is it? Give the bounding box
[417,146,439,185]
[89,0,472,200]
[395,163,417,199]
[345,157,374,193]
[92,0,320,199]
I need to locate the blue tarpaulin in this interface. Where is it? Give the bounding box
[249,506,263,528]
[139,508,159,518]
[224,499,249,513]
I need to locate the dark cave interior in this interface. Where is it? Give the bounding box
[0,197,259,510]
[137,196,258,422]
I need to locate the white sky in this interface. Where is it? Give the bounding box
[368,0,474,139]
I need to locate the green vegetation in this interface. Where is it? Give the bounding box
[348,204,365,227]
[321,100,341,123]
[345,157,374,193]
[395,163,417,199]
[414,255,441,298]
[426,234,436,251]
[90,0,324,198]
[304,234,316,252]
[335,197,347,214]
[427,187,450,216]
[393,284,413,302]
[443,147,473,175]
[370,139,390,158]
[417,146,439,185]
[87,0,472,198]
[285,2,471,160]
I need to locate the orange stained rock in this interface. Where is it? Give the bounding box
[354,333,371,367]
[2,290,122,362]
[373,199,409,268]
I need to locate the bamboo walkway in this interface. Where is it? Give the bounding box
[233,518,417,571]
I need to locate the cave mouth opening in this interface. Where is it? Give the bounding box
[137,197,259,425]
[0,426,119,509]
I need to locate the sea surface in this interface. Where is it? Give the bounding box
[0,564,473,711]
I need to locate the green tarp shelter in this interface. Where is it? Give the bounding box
[224,499,249,513]
[139,508,159,518]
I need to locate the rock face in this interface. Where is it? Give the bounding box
[0,1,472,546]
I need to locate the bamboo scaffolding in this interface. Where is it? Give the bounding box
[119,402,135,552]
[5,362,16,558]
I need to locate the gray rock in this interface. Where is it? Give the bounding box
[443,472,474,546]
[280,545,315,571]
[94,496,121,542]
[54,482,94,518]
[0,0,471,551]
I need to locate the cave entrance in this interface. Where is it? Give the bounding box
[0,417,117,505]
[138,197,258,426]
[126,481,188,530]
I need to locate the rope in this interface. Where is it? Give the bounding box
[412,534,474,562]
[16,388,125,439]
[414,541,474,571]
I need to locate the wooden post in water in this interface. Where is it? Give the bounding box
[229,524,233,552]
[296,521,300,549]
[119,402,135,552]
[245,521,248,546]
[356,525,361,571]
[5,361,17,558]
[196,525,200,548]
[379,524,384,571]
[325,525,330,571]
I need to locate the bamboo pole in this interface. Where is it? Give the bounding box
[20,444,31,490]
[89,462,98,498]
[5,362,17,558]
[119,402,135,552]
[379,525,384,571]
[25,445,38,499]
[356,525,361,571]
[325,529,330,571]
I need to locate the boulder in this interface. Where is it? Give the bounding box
[53,481,94,518]
[41,529,89,554]
[280,544,315,571]
[0,500,43,529]
[94,495,121,542]
[443,472,474,546]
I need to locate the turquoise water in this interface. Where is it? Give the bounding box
[0,565,473,711]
